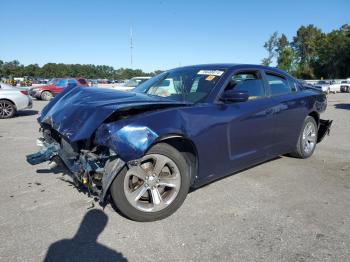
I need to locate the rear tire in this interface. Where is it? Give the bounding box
[290,116,318,159]
[0,100,16,119]
[109,143,190,221]
[41,91,53,101]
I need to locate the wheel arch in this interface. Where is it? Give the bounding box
[153,135,199,187]
[100,134,199,204]
[308,111,320,126]
[0,98,17,109]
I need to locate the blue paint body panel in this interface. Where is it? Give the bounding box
[38,64,328,188]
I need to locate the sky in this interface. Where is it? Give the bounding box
[0,0,349,72]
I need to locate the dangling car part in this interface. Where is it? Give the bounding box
[26,64,332,221]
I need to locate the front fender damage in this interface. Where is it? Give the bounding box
[26,123,161,204]
[95,123,159,162]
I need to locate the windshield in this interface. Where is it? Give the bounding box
[133,68,226,103]
[124,78,148,87]
[317,80,327,84]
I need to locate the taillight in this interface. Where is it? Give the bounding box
[20,90,28,95]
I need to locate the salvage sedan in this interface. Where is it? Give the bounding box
[26,64,332,221]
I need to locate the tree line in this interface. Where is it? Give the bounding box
[262,24,350,79]
[0,60,163,80]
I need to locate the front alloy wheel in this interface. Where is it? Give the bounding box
[110,143,190,221]
[124,153,181,212]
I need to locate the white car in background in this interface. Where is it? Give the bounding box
[114,77,151,91]
[340,80,350,93]
[0,83,33,119]
[329,80,342,93]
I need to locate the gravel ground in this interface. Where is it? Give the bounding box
[0,93,349,262]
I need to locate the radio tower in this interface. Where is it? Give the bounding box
[130,26,133,68]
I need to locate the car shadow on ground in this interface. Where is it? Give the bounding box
[44,209,128,262]
[17,110,39,117]
[334,103,350,110]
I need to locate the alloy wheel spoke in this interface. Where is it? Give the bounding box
[150,187,162,205]
[158,176,179,188]
[153,155,168,175]
[128,165,147,181]
[130,185,148,202]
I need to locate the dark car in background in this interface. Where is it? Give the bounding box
[27,64,332,221]
[29,78,89,100]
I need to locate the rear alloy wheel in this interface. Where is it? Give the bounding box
[290,116,318,158]
[41,91,53,101]
[0,100,16,119]
[110,143,190,221]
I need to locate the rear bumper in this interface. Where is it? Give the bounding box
[29,90,42,98]
[26,97,33,109]
[317,119,333,143]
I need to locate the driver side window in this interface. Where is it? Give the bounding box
[225,71,265,100]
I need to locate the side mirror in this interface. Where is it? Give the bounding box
[221,90,249,103]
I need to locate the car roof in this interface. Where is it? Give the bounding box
[171,63,289,75]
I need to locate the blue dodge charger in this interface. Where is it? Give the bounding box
[27,64,332,221]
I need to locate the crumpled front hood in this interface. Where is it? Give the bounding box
[39,86,187,142]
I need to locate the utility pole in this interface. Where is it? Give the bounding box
[130,26,133,68]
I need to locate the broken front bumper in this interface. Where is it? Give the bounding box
[26,137,126,203]
[26,138,60,165]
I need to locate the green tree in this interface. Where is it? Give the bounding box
[277,47,294,73]
[292,25,323,78]
[274,34,295,73]
[262,31,278,66]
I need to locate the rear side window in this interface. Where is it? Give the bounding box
[265,73,294,96]
[225,71,265,100]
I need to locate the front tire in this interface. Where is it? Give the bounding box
[110,143,191,221]
[0,100,16,119]
[290,116,318,159]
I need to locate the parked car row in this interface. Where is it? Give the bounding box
[29,78,89,100]
[312,79,350,93]
[1,77,50,87]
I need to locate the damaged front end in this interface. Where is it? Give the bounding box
[26,127,125,203]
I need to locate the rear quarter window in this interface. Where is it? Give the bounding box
[265,72,295,96]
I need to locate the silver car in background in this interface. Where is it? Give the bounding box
[0,83,33,119]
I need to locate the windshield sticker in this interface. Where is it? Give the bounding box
[205,75,216,81]
[197,70,224,76]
